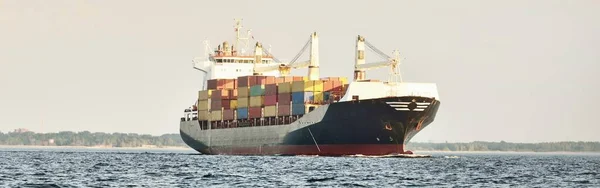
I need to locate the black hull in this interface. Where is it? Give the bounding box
[180,96,440,156]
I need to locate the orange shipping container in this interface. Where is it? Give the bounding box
[276,76,294,84]
[321,77,340,81]
[265,76,277,85]
[322,81,333,91]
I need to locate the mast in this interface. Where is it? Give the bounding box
[308,32,320,80]
[253,42,263,75]
[354,35,366,81]
[234,19,252,56]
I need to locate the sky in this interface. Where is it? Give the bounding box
[1,0,599,143]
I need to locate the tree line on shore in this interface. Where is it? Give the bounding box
[0,131,186,147]
[1,131,599,152]
[407,141,600,152]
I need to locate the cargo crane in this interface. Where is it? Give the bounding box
[253,32,320,80]
[354,35,403,83]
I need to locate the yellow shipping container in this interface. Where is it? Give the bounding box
[210,110,222,121]
[313,80,324,92]
[249,96,264,107]
[230,99,238,109]
[292,80,314,92]
[198,90,214,100]
[238,87,250,98]
[313,92,324,103]
[291,81,303,92]
[278,82,292,93]
[264,105,277,117]
[238,97,249,108]
[340,77,348,85]
[198,110,209,121]
[198,99,210,111]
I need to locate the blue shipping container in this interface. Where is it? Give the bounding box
[323,92,331,101]
[237,107,248,119]
[291,91,313,104]
[292,104,306,115]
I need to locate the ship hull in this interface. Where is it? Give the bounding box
[180,96,440,156]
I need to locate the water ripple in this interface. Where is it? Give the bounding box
[0,149,599,187]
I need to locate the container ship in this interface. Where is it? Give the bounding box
[180,19,441,156]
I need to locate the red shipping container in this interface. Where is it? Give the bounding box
[211,90,221,100]
[208,79,235,90]
[278,104,291,116]
[221,99,231,109]
[264,95,277,106]
[248,107,262,118]
[229,89,238,99]
[211,99,222,109]
[265,84,278,96]
[238,76,251,88]
[332,81,343,91]
[277,93,291,104]
[222,109,234,120]
[251,76,267,86]
[265,76,277,85]
[207,79,217,89]
[211,90,231,100]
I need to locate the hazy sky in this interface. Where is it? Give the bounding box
[1,0,598,143]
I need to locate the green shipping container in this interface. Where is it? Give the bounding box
[250,85,265,96]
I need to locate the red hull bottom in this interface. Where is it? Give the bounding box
[207,144,413,156]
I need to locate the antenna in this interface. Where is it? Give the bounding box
[233,18,252,56]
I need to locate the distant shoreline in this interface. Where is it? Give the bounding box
[0,145,193,150]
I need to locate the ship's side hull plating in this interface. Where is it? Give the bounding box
[180,96,440,156]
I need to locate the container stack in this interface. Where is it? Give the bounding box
[321,77,349,103]
[277,81,292,116]
[236,76,251,120]
[195,75,349,127]
[264,82,278,117]
[197,90,213,121]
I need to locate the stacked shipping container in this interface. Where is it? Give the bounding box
[197,76,349,127]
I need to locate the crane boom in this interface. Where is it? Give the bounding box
[355,60,395,71]
[252,32,318,77]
